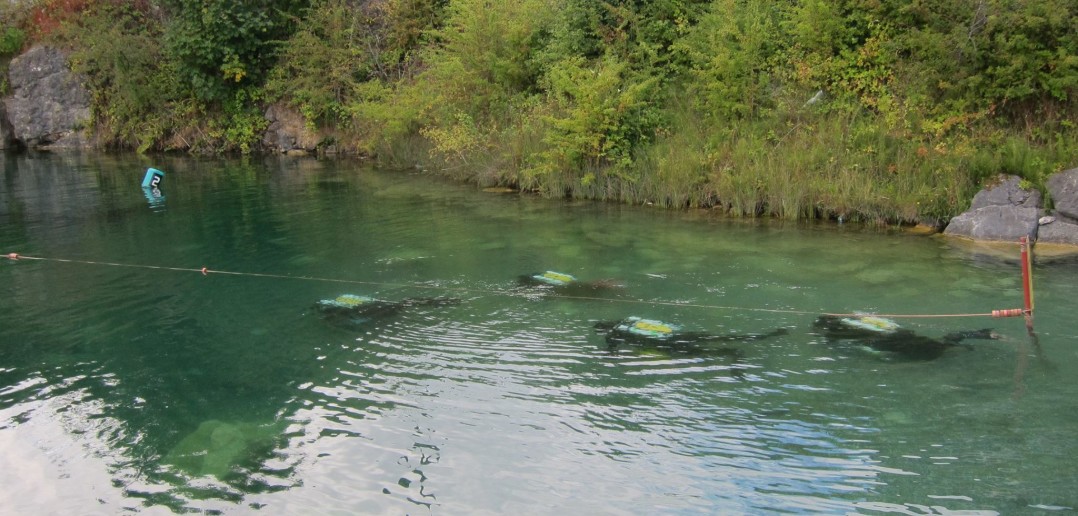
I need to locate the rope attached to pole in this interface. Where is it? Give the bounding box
[3,251,1032,321]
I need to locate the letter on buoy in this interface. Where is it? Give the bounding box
[142,167,165,188]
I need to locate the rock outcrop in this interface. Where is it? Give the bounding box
[0,100,14,149]
[1039,168,1078,246]
[944,204,1043,242]
[1035,217,1078,246]
[2,46,91,149]
[969,175,1042,210]
[944,175,1043,241]
[1046,168,1078,221]
[944,172,1078,247]
[262,103,324,155]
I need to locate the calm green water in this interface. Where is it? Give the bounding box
[1,152,1076,514]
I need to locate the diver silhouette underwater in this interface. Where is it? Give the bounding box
[313,275,1001,364]
[592,317,789,379]
[314,293,461,327]
[813,314,1000,361]
[517,271,625,296]
[595,316,790,353]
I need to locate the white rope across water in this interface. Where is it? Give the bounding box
[2,252,1018,320]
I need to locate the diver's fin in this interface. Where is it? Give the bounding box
[707,327,789,342]
[401,296,462,308]
[942,328,999,345]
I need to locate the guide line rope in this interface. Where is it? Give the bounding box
[1,252,1014,320]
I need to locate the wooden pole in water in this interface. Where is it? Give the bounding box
[1019,236,1034,332]
[991,237,1035,332]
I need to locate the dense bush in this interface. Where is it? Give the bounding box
[163,0,308,103]
[0,1,30,95]
[52,2,179,151]
[3,0,1074,223]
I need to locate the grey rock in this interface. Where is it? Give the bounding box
[1036,217,1078,246]
[2,46,91,149]
[944,174,1047,242]
[943,205,1043,242]
[970,174,1042,210]
[1046,168,1078,221]
[262,103,320,153]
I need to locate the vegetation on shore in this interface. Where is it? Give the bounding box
[2,0,1075,224]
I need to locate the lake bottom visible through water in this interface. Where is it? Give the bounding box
[0,153,1076,514]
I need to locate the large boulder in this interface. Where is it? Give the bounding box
[944,171,1078,248]
[970,175,1042,209]
[1035,167,1078,246]
[943,175,1044,242]
[1046,167,1078,221]
[1036,217,1078,246]
[944,205,1042,242]
[2,46,91,149]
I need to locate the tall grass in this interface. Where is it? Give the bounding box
[653,107,1078,224]
[374,82,1073,226]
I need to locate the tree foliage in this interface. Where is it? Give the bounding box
[675,0,782,119]
[163,0,308,103]
[422,0,550,112]
[0,26,26,57]
[267,0,373,127]
[56,2,180,151]
[4,0,1075,222]
[388,0,553,161]
[540,54,659,173]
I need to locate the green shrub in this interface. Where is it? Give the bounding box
[0,27,26,56]
[55,2,182,151]
[163,0,308,104]
[267,1,367,128]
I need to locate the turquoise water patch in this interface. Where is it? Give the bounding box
[1,153,1075,515]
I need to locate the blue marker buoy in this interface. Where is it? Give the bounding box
[142,167,166,209]
[142,167,165,188]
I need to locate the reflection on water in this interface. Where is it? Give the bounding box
[1,153,1077,514]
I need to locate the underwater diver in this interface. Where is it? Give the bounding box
[314,293,461,327]
[812,314,1000,361]
[517,270,626,296]
[594,316,789,353]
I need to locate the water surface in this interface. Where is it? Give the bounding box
[1,152,1076,514]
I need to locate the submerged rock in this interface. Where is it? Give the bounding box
[163,419,285,479]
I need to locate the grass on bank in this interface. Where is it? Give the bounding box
[401,97,1076,226]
